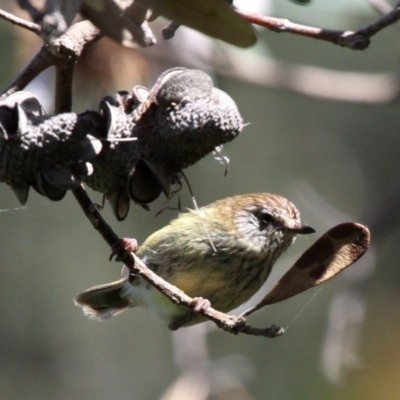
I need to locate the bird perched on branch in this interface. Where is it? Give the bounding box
[75,193,314,328]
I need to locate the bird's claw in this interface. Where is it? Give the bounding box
[109,238,138,261]
[168,297,212,331]
[190,297,211,314]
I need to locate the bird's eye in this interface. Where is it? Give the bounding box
[260,212,274,224]
[257,212,275,229]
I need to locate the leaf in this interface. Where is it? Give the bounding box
[147,0,257,47]
[242,223,370,317]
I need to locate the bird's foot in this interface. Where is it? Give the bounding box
[190,297,211,314]
[109,238,138,261]
[168,297,212,330]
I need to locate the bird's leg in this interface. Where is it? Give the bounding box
[109,238,138,261]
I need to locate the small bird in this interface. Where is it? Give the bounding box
[74,193,315,328]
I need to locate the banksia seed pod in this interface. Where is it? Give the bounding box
[85,67,243,219]
[0,92,103,204]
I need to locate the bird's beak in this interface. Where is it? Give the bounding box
[290,223,315,235]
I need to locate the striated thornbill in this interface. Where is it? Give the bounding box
[75,193,315,328]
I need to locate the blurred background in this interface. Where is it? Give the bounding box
[0,0,400,399]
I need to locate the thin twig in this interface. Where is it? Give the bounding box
[0,8,40,34]
[72,186,121,247]
[236,1,400,50]
[358,0,400,37]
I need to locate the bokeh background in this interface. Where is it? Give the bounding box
[1,0,400,399]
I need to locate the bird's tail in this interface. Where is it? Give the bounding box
[74,274,132,321]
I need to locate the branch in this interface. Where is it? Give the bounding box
[72,186,121,247]
[0,47,53,101]
[0,20,101,101]
[0,7,40,34]
[72,186,284,338]
[236,1,400,50]
[55,64,74,113]
[357,0,400,37]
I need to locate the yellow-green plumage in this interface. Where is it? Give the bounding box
[75,193,314,327]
